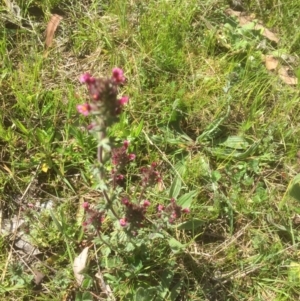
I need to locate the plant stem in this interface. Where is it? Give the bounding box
[103,189,120,219]
[97,129,120,220]
[96,228,115,251]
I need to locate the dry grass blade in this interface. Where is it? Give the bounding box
[45,14,63,48]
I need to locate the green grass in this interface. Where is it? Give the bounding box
[1,0,300,300]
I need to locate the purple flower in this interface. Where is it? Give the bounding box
[143,200,151,207]
[82,202,90,210]
[119,96,129,105]
[182,208,190,213]
[119,218,127,227]
[77,103,92,116]
[128,153,136,161]
[121,198,130,206]
[79,73,94,84]
[141,163,162,186]
[112,68,125,84]
[116,174,125,181]
[157,204,164,212]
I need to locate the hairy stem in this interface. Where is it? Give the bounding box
[97,129,120,220]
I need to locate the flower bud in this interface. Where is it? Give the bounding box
[119,218,127,227]
[82,202,90,210]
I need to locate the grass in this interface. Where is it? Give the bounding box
[1,0,300,300]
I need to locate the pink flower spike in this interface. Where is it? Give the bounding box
[79,73,91,83]
[77,103,92,116]
[123,140,129,149]
[182,208,190,213]
[82,202,90,210]
[119,218,127,227]
[143,200,151,207]
[119,96,129,105]
[157,204,164,212]
[116,174,125,181]
[112,67,125,84]
[128,153,136,161]
[121,198,129,205]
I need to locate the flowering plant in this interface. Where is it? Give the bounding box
[77,68,190,239]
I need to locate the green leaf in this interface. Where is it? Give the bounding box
[132,119,144,137]
[296,68,300,86]
[211,170,221,182]
[170,281,183,301]
[198,154,211,178]
[289,174,300,202]
[160,269,174,291]
[217,136,249,150]
[288,261,300,282]
[49,210,63,233]
[149,233,164,240]
[82,292,93,301]
[177,219,203,230]
[177,190,197,208]
[135,287,156,301]
[12,119,29,135]
[75,292,82,301]
[174,160,187,176]
[197,102,230,142]
[168,238,185,253]
[211,140,260,160]
[103,273,118,282]
[169,176,182,199]
[36,128,48,144]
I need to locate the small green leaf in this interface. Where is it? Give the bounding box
[75,292,82,301]
[296,68,300,85]
[211,170,221,182]
[139,287,159,300]
[135,287,151,301]
[170,281,183,301]
[132,119,144,137]
[218,136,249,150]
[198,154,211,178]
[289,174,300,202]
[174,160,186,176]
[177,219,203,230]
[49,210,63,233]
[169,176,182,199]
[211,140,259,160]
[177,190,197,208]
[288,261,300,282]
[12,119,29,135]
[197,102,230,142]
[150,233,164,240]
[168,238,185,253]
[82,292,93,301]
[160,269,174,291]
